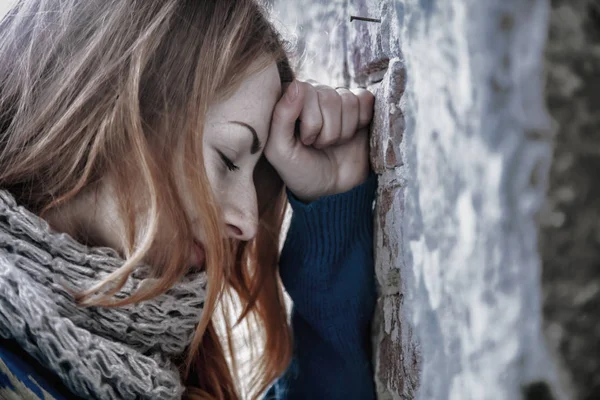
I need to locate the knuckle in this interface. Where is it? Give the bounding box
[354,87,374,100]
[335,86,351,96]
[318,88,342,109]
[354,88,375,108]
[341,91,360,111]
[301,119,322,136]
[315,137,336,149]
[318,129,341,147]
[359,101,375,125]
[271,103,289,123]
[298,80,312,93]
[362,94,376,113]
[362,89,375,102]
[324,133,339,145]
[359,115,373,128]
[341,124,356,140]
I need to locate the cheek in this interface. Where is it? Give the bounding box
[201,145,224,197]
[171,143,207,223]
[172,134,226,220]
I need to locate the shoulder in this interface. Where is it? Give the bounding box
[0,339,74,400]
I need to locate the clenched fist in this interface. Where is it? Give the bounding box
[265,80,375,202]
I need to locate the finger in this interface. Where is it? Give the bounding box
[337,87,360,144]
[350,88,375,129]
[313,86,342,149]
[298,84,323,146]
[266,79,306,161]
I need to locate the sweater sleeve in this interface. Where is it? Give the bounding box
[0,338,76,400]
[267,173,378,400]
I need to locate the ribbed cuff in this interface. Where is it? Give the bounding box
[283,173,377,267]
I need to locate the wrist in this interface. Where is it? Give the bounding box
[291,167,371,203]
[283,171,377,265]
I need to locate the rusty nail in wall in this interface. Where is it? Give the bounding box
[350,16,381,23]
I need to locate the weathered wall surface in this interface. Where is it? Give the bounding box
[272,0,599,399]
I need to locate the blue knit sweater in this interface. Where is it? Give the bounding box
[267,173,377,399]
[0,173,378,399]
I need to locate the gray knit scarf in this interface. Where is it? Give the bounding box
[0,189,207,399]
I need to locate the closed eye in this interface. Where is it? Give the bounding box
[218,150,239,172]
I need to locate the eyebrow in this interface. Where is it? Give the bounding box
[229,121,261,155]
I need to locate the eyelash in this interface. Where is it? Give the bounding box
[218,151,239,172]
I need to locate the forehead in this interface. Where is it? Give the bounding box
[207,62,282,133]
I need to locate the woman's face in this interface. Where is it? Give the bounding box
[182,60,282,242]
[48,61,282,270]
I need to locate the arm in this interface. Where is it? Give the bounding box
[263,78,376,400]
[269,173,377,400]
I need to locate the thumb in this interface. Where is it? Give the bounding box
[266,79,305,161]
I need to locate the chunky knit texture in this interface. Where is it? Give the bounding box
[0,190,207,400]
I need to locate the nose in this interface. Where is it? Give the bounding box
[222,180,258,241]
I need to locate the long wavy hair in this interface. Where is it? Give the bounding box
[0,0,294,398]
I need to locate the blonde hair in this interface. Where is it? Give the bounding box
[0,0,294,398]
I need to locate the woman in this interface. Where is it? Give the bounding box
[0,0,377,399]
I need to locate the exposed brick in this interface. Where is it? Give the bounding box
[374,294,421,400]
[370,60,406,173]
